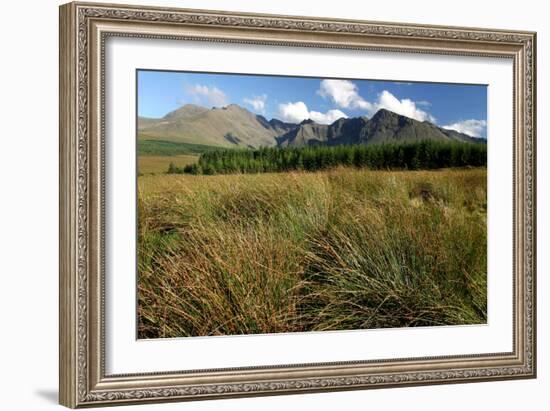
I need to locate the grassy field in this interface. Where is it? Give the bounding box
[137,138,223,156]
[138,154,198,174]
[137,139,219,174]
[137,167,487,338]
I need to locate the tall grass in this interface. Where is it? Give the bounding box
[137,167,487,338]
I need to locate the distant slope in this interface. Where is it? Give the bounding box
[138,104,484,151]
[137,139,225,156]
[138,104,289,149]
[137,116,160,130]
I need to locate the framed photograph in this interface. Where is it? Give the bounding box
[59,1,537,408]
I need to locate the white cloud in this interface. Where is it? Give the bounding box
[186,84,228,107]
[318,80,373,110]
[318,80,435,122]
[278,101,347,125]
[278,102,309,123]
[309,109,348,124]
[243,94,267,113]
[374,90,436,122]
[415,100,432,107]
[442,119,487,137]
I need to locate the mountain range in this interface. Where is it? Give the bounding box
[138,103,483,149]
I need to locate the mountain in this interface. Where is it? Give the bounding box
[268,118,297,136]
[277,117,370,147]
[138,104,483,149]
[277,119,329,147]
[138,104,285,149]
[277,109,481,147]
[360,109,480,144]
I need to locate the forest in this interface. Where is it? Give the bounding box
[167,140,487,175]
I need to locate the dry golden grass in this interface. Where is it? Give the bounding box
[138,154,198,174]
[137,167,487,338]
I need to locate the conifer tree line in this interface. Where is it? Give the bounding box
[168,140,487,175]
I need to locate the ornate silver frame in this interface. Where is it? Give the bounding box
[59,2,536,408]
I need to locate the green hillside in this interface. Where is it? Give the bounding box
[138,139,224,156]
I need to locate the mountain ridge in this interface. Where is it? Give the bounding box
[138,104,484,149]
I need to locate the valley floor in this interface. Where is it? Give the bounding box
[137,167,487,338]
[138,154,198,174]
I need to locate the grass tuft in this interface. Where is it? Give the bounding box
[137,167,487,338]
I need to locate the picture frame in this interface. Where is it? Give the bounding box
[59,1,536,408]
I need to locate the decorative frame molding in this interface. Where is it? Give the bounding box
[59,2,536,408]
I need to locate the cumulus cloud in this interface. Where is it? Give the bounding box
[318,80,435,122]
[318,80,373,110]
[442,119,487,137]
[374,90,436,122]
[309,109,349,125]
[243,94,267,113]
[278,101,347,125]
[186,84,228,107]
[415,100,432,107]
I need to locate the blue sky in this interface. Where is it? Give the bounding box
[137,70,488,138]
